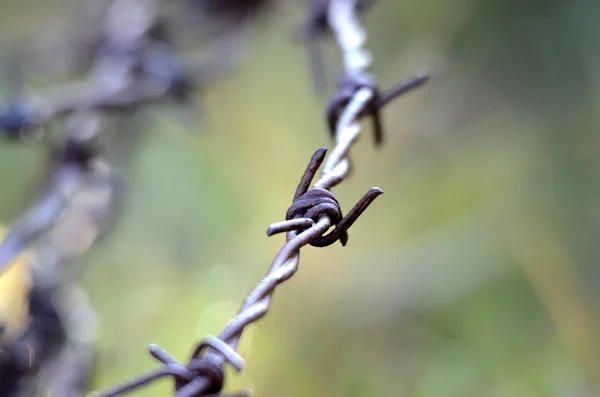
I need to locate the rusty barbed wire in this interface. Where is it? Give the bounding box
[0,1,251,395]
[88,0,429,396]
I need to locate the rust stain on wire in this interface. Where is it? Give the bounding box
[88,0,429,396]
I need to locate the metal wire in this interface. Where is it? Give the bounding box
[0,1,249,395]
[89,0,429,396]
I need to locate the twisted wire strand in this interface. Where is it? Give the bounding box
[0,0,243,143]
[90,0,395,396]
[217,0,376,347]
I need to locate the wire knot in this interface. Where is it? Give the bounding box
[286,187,348,246]
[144,336,244,397]
[183,336,245,396]
[177,360,223,396]
[267,148,383,247]
[85,337,245,397]
[326,72,430,146]
[327,73,381,144]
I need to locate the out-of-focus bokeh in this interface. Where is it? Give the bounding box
[1,0,600,396]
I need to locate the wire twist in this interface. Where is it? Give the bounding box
[89,0,429,395]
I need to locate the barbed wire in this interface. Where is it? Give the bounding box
[0,1,255,395]
[296,0,375,93]
[0,0,247,277]
[88,0,429,396]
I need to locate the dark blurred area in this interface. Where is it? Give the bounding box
[0,0,599,396]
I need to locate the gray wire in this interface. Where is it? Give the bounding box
[88,1,384,395]
[206,0,377,387]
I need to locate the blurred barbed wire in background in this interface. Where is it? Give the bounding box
[88,0,428,396]
[0,0,269,395]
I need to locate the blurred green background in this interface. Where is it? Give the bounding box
[2,0,600,396]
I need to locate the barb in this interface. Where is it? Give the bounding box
[90,0,427,396]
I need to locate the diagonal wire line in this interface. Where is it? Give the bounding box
[0,1,289,396]
[205,0,383,373]
[89,0,429,395]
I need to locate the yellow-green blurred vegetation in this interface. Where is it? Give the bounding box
[1,0,600,396]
